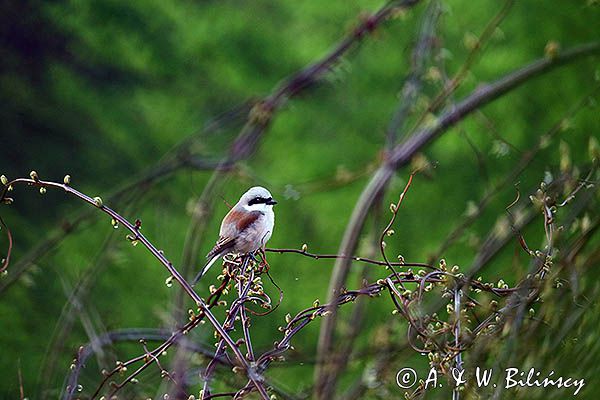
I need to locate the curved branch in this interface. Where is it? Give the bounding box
[316,40,600,392]
[1,177,268,399]
[62,328,229,400]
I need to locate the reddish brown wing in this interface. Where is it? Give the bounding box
[229,209,263,231]
[207,210,263,259]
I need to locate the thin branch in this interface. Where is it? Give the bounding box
[385,0,442,147]
[62,328,230,400]
[265,247,432,269]
[0,215,13,274]
[174,0,426,332]
[316,42,600,387]
[409,0,515,130]
[0,176,269,400]
[428,84,600,263]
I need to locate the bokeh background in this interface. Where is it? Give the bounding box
[1,0,599,399]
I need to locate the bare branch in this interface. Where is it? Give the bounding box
[316,42,600,390]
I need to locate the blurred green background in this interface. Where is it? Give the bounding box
[1,0,599,399]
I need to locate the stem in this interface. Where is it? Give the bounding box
[453,288,463,400]
[3,178,269,400]
[316,40,600,394]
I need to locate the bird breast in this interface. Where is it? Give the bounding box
[221,208,274,254]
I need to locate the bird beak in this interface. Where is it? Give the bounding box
[266,198,278,205]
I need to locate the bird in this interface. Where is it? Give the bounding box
[191,186,277,286]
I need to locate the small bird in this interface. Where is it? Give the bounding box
[192,186,277,285]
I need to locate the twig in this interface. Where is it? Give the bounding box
[200,257,257,399]
[0,176,269,400]
[62,328,230,400]
[266,247,432,269]
[0,105,248,295]
[428,84,600,262]
[316,42,600,382]
[409,0,515,131]
[385,0,442,147]
[0,215,12,274]
[452,287,463,400]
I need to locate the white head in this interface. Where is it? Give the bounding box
[239,186,277,212]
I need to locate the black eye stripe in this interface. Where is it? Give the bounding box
[248,196,271,206]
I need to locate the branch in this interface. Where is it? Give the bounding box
[0,101,258,299]
[265,247,432,269]
[385,0,442,147]
[316,40,600,393]
[175,0,425,326]
[0,176,269,400]
[62,328,229,400]
[389,41,600,169]
[3,0,418,294]
[428,84,600,263]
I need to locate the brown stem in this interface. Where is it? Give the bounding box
[315,40,600,397]
[1,177,269,400]
[266,247,432,269]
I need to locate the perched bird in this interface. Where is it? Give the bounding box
[191,186,277,285]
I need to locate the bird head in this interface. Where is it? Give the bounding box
[240,186,277,212]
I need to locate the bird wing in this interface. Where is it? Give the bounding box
[207,210,263,258]
[194,210,264,286]
[206,236,236,259]
[221,209,263,232]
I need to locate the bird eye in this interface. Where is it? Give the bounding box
[248,196,264,206]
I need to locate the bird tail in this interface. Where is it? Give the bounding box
[191,253,221,286]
